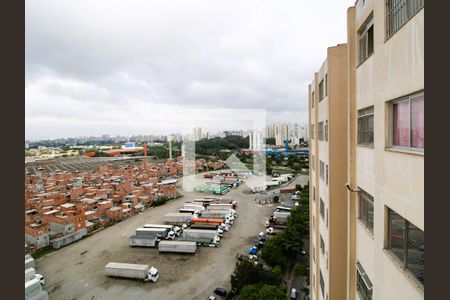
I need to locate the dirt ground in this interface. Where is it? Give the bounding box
[36,176,284,300]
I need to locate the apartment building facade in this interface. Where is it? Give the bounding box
[347,1,424,299]
[309,1,424,300]
[309,44,349,300]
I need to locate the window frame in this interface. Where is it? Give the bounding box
[318,122,324,141]
[311,124,315,140]
[319,160,325,180]
[312,91,315,109]
[385,0,424,40]
[357,106,374,147]
[325,120,328,142]
[386,208,424,287]
[358,188,374,234]
[388,91,424,152]
[319,79,324,101]
[320,197,325,219]
[358,17,374,64]
[356,261,373,300]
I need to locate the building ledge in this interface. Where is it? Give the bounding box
[384,147,424,157]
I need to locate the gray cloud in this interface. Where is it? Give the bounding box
[26,0,354,139]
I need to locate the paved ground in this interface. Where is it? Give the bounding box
[36,175,275,300]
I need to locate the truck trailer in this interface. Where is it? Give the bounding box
[129,235,160,247]
[158,241,197,254]
[207,203,233,211]
[104,262,159,282]
[182,229,220,246]
[164,213,192,225]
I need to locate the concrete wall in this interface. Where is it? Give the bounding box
[350,0,424,299]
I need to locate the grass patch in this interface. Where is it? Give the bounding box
[31,246,56,260]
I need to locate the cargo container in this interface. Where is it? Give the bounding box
[129,235,159,247]
[158,241,197,254]
[280,188,297,194]
[191,218,224,225]
[179,208,197,214]
[273,211,291,224]
[207,203,233,210]
[25,255,35,270]
[25,267,36,282]
[104,262,159,282]
[199,210,230,219]
[143,224,173,230]
[182,229,220,245]
[135,227,169,238]
[164,213,192,225]
[190,223,219,230]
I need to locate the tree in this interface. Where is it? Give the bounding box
[237,284,288,300]
[295,184,303,191]
[230,260,283,295]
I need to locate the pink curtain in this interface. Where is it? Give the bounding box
[411,95,424,148]
[393,100,410,147]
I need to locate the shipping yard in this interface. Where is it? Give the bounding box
[34,172,306,300]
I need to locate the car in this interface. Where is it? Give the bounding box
[35,274,45,285]
[289,288,297,300]
[214,287,227,297]
[208,296,217,300]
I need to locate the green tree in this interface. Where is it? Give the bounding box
[237,284,288,300]
[230,260,283,295]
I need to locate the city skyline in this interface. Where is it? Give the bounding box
[26,0,353,140]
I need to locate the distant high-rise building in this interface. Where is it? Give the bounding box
[249,131,263,150]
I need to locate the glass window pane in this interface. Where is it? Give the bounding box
[389,210,406,263]
[407,223,424,285]
[411,94,424,148]
[393,100,410,147]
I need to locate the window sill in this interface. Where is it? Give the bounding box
[384,147,424,157]
[383,249,424,293]
[356,52,374,68]
[356,144,374,149]
[357,219,374,239]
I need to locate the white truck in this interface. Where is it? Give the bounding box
[104,262,159,282]
[182,229,220,246]
[200,210,231,219]
[273,211,291,224]
[207,203,233,210]
[129,227,171,247]
[25,255,35,270]
[164,213,193,225]
[143,224,182,237]
[158,241,197,254]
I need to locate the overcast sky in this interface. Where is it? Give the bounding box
[26,0,354,140]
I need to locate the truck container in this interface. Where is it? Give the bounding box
[199,210,230,219]
[25,255,35,270]
[25,267,36,282]
[158,240,197,254]
[25,278,42,298]
[143,224,173,230]
[273,211,291,223]
[190,223,219,229]
[104,262,159,282]
[179,208,197,214]
[182,229,220,244]
[183,204,205,211]
[129,235,159,247]
[191,218,224,225]
[164,213,192,225]
[135,227,169,238]
[276,206,293,212]
[207,203,233,211]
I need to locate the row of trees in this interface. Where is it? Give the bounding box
[228,183,310,299]
[195,136,249,156]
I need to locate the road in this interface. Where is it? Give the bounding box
[36,176,273,300]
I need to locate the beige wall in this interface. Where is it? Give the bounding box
[350,0,424,299]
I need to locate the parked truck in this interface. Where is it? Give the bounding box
[273,211,291,224]
[199,210,231,219]
[182,229,220,246]
[158,241,197,254]
[25,255,35,270]
[129,227,170,247]
[104,262,159,282]
[164,213,193,225]
[190,223,219,230]
[207,203,233,211]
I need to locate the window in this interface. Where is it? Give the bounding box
[311,124,315,139]
[320,235,325,255]
[319,270,325,296]
[326,164,328,185]
[356,261,373,300]
[318,122,324,141]
[358,189,374,233]
[313,215,316,232]
[358,106,374,146]
[325,74,328,97]
[319,80,324,101]
[319,160,325,180]
[387,208,424,286]
[312,155,315,171]
[313,186,316,202]
[386,0,424,39]
[326,208,328,228]
[312,91,315,109]
[325,120,328,141]
[313,245,316,262]
[390,92,424,150]
[359,18,374,63]
[320,198,325,219]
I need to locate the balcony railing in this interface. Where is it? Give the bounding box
[386,0,424,39]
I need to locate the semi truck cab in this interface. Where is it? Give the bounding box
[147,267,159,282]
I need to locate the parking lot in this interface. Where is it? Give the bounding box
[36,176,275,300]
